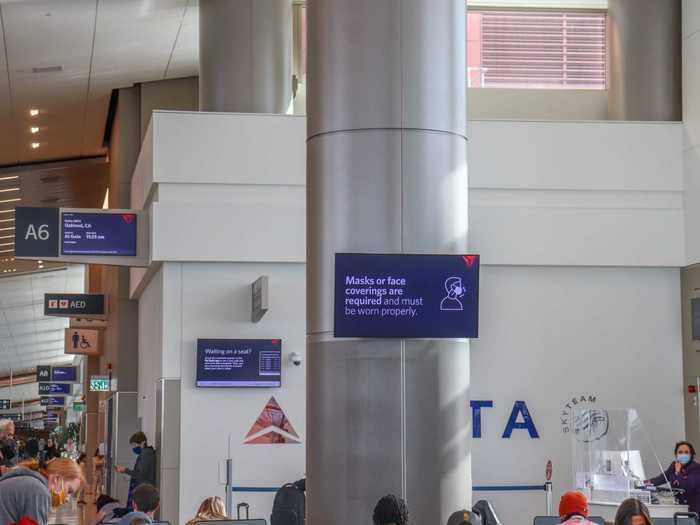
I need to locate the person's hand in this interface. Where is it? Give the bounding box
[675,461,683,474]
[114,465,126,473]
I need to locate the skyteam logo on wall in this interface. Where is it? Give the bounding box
[560,394,606,441]
[573,409,609,443]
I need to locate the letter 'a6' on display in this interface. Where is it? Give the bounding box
[334,253,480,339]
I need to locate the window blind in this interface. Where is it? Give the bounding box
[469,10,607,89]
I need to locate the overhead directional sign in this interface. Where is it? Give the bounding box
[40,396,65,407]
[38,383,72,395]
[65,328,100,355]
[36,365,51,382]
[0,399,10,410]
[14,206,147,267]
[62,211,137,256]
[45,294,106,318]
[14,207,60,258]
[51,366,78,383]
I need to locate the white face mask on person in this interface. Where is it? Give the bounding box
[678,453,692,465]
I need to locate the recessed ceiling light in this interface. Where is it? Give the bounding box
[0,188,19,193]
[0,198,20,204]
[0,176,18,182]
[30,127,39,134]
[29,109,39,117]
[31,142,40,149]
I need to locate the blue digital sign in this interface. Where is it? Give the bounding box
[61,212,137,256]
[38,383,71,395]
[51,366,78,382]
[196,339,282,388]
[334,253,480,339]
[40,396,65,407]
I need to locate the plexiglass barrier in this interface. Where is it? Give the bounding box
[572,408,672,505]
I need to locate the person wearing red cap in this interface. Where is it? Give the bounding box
[559,491,595,525]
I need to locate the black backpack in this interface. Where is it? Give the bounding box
[271,480,305,525]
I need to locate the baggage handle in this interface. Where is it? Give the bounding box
[237,502,250,520]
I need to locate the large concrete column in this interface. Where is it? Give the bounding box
[608,0,681,121]
[306,2,470,525]
[199,0,292,113]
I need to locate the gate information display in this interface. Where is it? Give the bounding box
[196,339,281,388]
[51,366,78,382]
[62,212,137,256]
[334,253,480,338]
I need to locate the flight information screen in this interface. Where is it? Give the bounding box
[61,212,137,256]
[196,339,282,388]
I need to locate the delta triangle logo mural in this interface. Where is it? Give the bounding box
[244,397,301,445]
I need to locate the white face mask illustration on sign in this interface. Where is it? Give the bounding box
[441,277,466,311]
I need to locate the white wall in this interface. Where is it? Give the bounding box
[471,265,684,525]
[132,111,687,525]
[176,262,306,523]
[469,120,684,267]
[468,89,608,121]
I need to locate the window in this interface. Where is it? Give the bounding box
[468,9,607,89]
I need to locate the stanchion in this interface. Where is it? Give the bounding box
[545,481,554,516]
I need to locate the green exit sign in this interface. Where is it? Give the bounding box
[89,375,111,392]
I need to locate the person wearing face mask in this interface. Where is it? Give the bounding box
[0,457,84,525]
[646,441,700,513]
[114,432,156,510]
[0,419,18,469]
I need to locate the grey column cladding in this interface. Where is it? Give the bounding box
[199,0,293,113]
[608,0,681,121]
[306,2,471,525]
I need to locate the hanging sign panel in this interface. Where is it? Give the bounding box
[51,366,78,383]
[36,365,51,382]
[40,396,65,407]
[65,328,100,356]
[334,253,480,339]
[14,206,148,267]
[62,211,137,256]
[0,400,10,410]
[45,293,106,318]
[38,383,72,395]
[14,207,60,258]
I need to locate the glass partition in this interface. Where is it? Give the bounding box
[572,408,671,505]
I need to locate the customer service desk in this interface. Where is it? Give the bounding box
[589,502,689,521]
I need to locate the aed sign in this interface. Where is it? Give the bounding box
[14,207,59,258]
[45,293,105,318]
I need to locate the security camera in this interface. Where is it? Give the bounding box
[290,352,302,366]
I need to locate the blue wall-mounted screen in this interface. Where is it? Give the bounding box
[62,212,137,256]
[196,339,282,388]
[334,253,480,339]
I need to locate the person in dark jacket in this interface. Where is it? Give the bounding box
[647,441,700,513]
[43,438,59,461]
[115,431,156,509]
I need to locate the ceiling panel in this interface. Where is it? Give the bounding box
[1,0,97,163]
[0,10,17,166]
[81,0,189,155]
[165,0,197,80]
